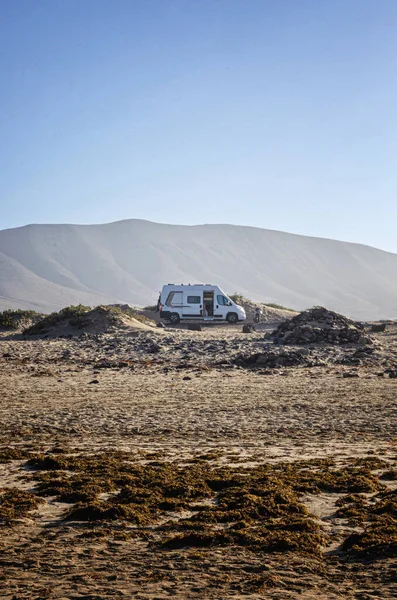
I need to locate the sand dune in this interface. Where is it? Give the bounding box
[0,219,396,319]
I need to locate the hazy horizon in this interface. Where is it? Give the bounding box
[1,217,396,257]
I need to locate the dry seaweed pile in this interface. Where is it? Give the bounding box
[2,444,397,600]
[271,306,371,345]
[3,450,384,558]
[337,488,397,558]
[0,488,43,524]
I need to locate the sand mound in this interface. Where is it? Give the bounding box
[231,296,297,323]
[24,305,157,337]
[271,306,372,346]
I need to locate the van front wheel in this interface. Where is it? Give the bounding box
[169,313,180,324]
[226,312,238,324]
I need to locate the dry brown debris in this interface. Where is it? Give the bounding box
[0,488,43,525]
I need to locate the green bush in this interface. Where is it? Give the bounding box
[229,292,245,305]
[24,305,90,335]
[0,309,40,330]
[58,304,90,319]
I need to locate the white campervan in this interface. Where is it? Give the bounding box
[159,284,246,324]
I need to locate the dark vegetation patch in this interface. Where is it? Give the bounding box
[21,451,387,558]
[28,452,212,523]
[346,456,389,470]
[339,489,397,558]
[0,309,41,330]
[380,469,397,481]
[274,460,382,494]
[192,449,224,462]
[0,487,43,524]
[160,498,324,555]
[0,447,36,463]
[334,494,369,525]
[239,572,284,592]
[65,500,152,524]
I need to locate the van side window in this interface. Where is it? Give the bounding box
[166,292,183,306]
[217,295,231,306]
[187,296,201,304]
[165,292,173,305]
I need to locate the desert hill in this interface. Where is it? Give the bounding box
[0,219,396,319]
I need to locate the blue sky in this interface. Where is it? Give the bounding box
[1,0,397,252]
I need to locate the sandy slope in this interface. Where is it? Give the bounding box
[1,220,397,318]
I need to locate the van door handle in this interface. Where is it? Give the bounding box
[200,305,202,308]
[216,305,219,308]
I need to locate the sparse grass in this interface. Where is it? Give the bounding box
[104,305,155,326]
[263,302,295,312]
[228,294,294,312]
[229,292,244,305]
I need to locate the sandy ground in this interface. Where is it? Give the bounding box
[0,322,397,599]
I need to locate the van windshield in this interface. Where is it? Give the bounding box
[217,295,232,306]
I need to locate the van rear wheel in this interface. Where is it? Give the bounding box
[169,313,180,324]
[226,312,238,324]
